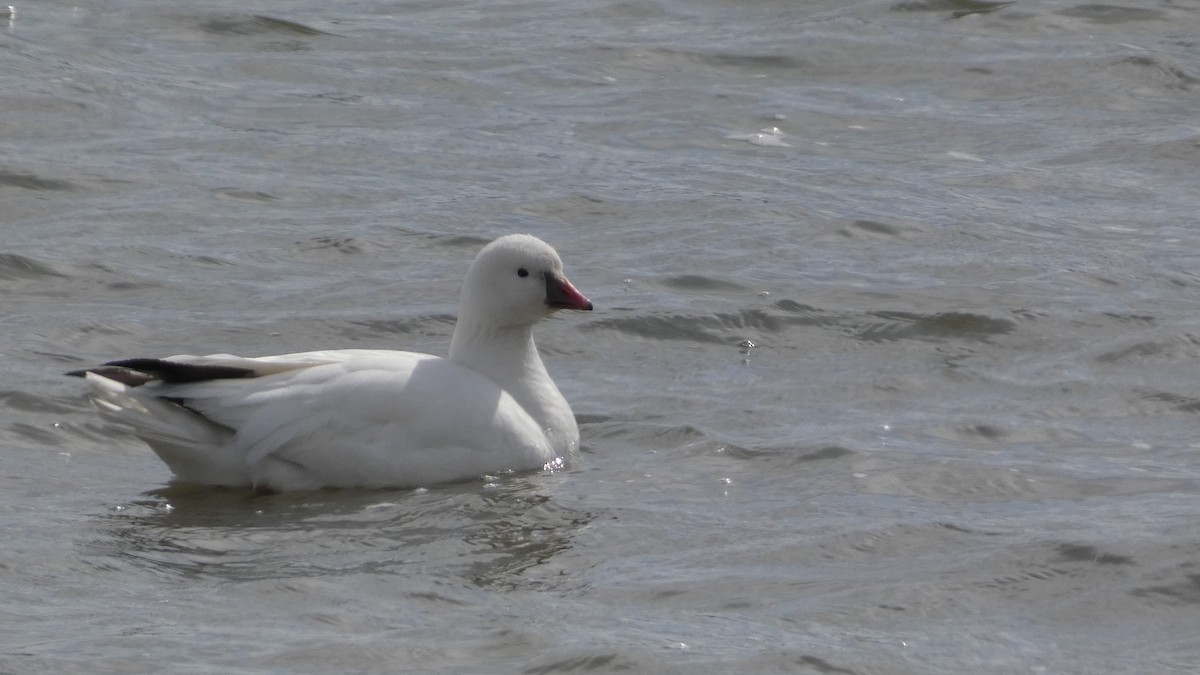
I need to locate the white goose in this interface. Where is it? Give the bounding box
[70,234,593,492]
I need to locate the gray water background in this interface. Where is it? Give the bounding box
[3,0,1200,672]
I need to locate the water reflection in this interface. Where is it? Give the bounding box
[86,475,593,588]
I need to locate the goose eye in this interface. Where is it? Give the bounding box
[517,268,529,278]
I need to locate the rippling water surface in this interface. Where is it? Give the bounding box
[3,0,1199,672]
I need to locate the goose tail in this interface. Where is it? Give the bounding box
[84,372,244,485]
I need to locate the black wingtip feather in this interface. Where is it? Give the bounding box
[66,366,157,386]
[68,358,256,385]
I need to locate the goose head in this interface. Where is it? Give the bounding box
[457,234,592,331]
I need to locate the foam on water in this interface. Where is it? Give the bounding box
[725,126,793,147]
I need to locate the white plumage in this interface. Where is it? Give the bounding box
[73,234,593,491]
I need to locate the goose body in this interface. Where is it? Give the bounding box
[71,234,593,491]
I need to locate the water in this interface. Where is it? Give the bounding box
[3,0,1199,672]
